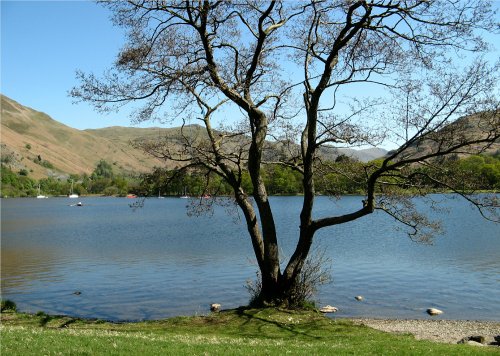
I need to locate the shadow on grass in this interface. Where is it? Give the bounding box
[222,306,358,342]
[2,305,368,346]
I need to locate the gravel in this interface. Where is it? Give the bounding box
[348,318,500,344]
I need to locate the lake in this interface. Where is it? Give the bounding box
[1,196,499,321]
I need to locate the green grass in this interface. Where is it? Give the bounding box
[1,308,496,355]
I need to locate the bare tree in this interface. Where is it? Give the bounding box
[72,0,499,307]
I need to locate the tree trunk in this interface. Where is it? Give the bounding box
[255,229,314,307]
[247,109,282,303]
[256,255,310,307]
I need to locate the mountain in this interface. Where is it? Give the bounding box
[387,112,500,161]
[0,95,387,179]
[0,95,165,179]
[319,146,388,162]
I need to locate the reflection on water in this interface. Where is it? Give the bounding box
[1,248,64,290]
[1,196,499,321]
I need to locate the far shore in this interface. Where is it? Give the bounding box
[3,190,499,199]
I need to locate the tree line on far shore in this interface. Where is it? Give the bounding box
[1,159,137,198]
[2,152,499,198]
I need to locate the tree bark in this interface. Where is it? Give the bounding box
[247,109,281,302]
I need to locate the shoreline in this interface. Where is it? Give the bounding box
[347,317,500,344]
[3,307,498,345]
[2,307,499,347]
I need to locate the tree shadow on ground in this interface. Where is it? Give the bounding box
[223,307,357,341]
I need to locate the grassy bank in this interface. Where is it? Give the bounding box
[0,308,496,355]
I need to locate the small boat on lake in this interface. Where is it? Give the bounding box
[126,194,137,198]
[179,187,189,198]
[36,184,47,199]
[68,180,78,198]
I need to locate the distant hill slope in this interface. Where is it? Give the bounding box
[1,94,388,179]
[0,95,164,179]
[388,112,500,161]
[88,125,389,164]
[319,146,388,162]
[84,124,207,146]
[87,125,388,163]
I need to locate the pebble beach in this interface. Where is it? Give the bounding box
[349,318,500,344]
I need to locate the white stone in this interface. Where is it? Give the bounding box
[465,341,485,347]
[210,303,221,312]
[319,305,338,313]
[426,308,443,316]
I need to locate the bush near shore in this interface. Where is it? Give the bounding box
[1,308,497,355]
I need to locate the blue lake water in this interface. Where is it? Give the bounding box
[1,195,499,321]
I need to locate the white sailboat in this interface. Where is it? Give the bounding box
[179,187,189,198]
[158,189,165,199]
[68,180,79,198]
[36,184,47,199]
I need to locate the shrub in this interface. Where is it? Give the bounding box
[1,299,17,312]
[40,160,54,169]
[102,186,120,196]
[247,248,332,309]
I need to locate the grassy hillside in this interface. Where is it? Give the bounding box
[0,95,165,179]
[85,124,206,143]
[390,112,500,160]
[85,124,209,167]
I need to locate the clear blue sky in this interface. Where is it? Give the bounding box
[1,1,499,133]
[1,0,135,129]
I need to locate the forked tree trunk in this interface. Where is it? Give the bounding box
[255,230,314,307]
[256,259,309,307]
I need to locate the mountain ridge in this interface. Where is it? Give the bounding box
[1,94,387,179]
[1,95,165,179]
